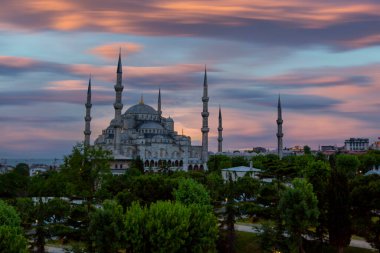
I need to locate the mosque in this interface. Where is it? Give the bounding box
[83,52,224,171]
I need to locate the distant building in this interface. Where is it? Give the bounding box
[215,150,258,159]
[0,164,13,174]
[370,139,380,150]
[29,164,50,176]
[252,147,267,153]
[321,145,337,152]
[221,163,262,181]
[344,138,369,151]
[365,164,380,176]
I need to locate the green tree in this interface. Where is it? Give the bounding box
[207,155,232,172]
[0,226,28,253]
[303,145,311,155]
[336,154,360,178]
[174,178,211,207]
[124,201,218,253]
[61,143,112,203]
[303,160,331,242]
[350,175,380,251]
[279,178,319,253]
[186,204,218,253]
[328,169,351,253]
[0,166,29,198]
[124,202,146,253]
[60,143,112,252]
[0,200,28,253]
[205,171,225,202]
[234,176,260,202]
[89,200,124,253]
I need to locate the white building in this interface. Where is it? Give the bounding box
[344,138,369,151]
[221,164,262,181]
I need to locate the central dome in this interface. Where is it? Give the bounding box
[124,103,157,115]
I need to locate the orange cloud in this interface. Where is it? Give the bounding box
[1,0,379,33]
[0,56,37,68]
[341,34,380,49]
[88,42,143,60]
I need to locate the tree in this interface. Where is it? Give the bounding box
[124,201,218,253]
[124,202,147,253]
[234,176,260,202]
[0,226,28,253]
[61,143,112,203]
[0,166,29,198]
[89,200,124,253]
[336,154,360,178]
[0,200,28,253]
[328,169,351,253]
[208,155,232,172]
[303,145,311,155]
[205,171,225,202]
[350,175,380,251]
[60,144,112,252]
[279,178,319,253]
[174,178,211,207]
[303,160,331,242]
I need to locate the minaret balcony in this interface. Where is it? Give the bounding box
[202,97,209,102]
[201,127,210,132]
[201,112,209,117]
[114,85,124,92]
[85,116,92,121]
[276,133,284,138]
[277,119,283,124]
[113,102,123,110]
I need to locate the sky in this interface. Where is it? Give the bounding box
[0,0,380,158]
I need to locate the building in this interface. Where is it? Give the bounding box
[221,163,262,182]
[90,53,212,171]
[320,145,337,152]
[344,138,369,151]
[370,138,380,150]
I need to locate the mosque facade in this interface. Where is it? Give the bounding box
[84,52,217,171]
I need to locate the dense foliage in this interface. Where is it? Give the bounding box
[0,147,379,252]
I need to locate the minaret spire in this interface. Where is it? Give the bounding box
[113,51,124,153]
[201,66,209,167]
[276,94,284,159]
[117,48,122,73]
[218,105,223,153]
[84,76,92,146]
[158,88,162,117]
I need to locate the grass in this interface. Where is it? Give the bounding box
[234,231,263,253]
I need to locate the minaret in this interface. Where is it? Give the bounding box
[84,76,92,146]
[201,67,209,165]
[276,95,284,159]
[218,105,223,153]
[113,51,124,153]
[158,88,162,117]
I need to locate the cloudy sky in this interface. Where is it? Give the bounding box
[1,0,380,158]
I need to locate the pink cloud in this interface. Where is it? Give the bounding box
[88,42,143,60]
[0,0,379,38]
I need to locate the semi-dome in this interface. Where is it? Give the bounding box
[124,103,157,115]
